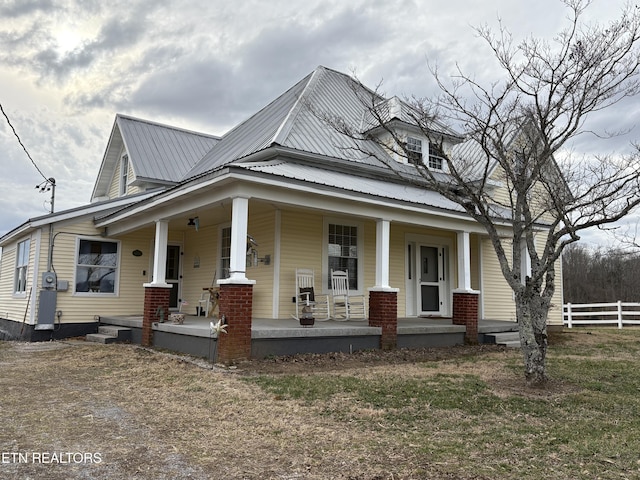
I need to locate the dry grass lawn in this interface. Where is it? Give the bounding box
[0,330,639,479]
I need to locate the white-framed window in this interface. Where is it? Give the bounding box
[219,225,231,279]
[406,136,423,165]
[428,142,445,170]
[324,218,364,293]
[119,154,129,196]
[75,238,120,294]
[14,238,30,294]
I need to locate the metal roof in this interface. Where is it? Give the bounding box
[236,160,465,213]
[118,115,220,183]
[185,67,406,179]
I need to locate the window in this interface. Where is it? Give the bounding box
[327,223,359,290]
[406,137,423,165]
[75,239,119,293]
[220,226,231,279]
[119,154,129,196]
[14,238,30,294]
[428,142,445,170]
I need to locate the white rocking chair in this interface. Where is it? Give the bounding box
[330,269,366,321]
[294,268,330,322]
[197,292,211,317]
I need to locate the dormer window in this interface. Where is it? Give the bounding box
[428,142,445,171]
[119,154,129,196]
[406,137,423,165]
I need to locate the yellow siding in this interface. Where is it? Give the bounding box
[481,237,516,321]
[0,203,563,326]
[246,208,276,318]
[470,233,480,291]
[488,165,512,208]
[362,220,376,294]
[107,158,120,199]
[125,160,139,196]
[181,224,218,314]
[47,220,155,323]
[0,232,37,323]
[278,210,324,319]
[389,226,407,317]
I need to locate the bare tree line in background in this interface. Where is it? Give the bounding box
[562,243,640,303]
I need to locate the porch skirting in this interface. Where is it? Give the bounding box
[95,316,467,359]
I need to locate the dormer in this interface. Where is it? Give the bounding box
[361,96,462,172]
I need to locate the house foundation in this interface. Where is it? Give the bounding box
[452,291,479,344]
[217,283,254,363]
[368,290,398,350]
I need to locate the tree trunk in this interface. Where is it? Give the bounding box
[516,291,549,387]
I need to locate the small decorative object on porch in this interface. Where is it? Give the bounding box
[209,316,228,365]
[299,305,315,327]
[169,313,185,324]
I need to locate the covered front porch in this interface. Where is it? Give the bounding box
[93,314,517,360]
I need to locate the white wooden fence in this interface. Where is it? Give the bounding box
[564,302,640,328]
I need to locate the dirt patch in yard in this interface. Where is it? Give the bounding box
[0,338,577,479]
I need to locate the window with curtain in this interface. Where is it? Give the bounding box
[75,239,119,293]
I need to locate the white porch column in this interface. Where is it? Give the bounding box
[146,220,171,287]
[375,218,391,289]
[370,218,398,294]
[456,231,473,292]
[219,196,254,284]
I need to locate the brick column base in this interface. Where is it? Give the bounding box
[217,283,254,364]
[142,286,171,347]
[369,290,398,350]
[453,291,479,344]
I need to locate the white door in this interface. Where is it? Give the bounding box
[418,245,445,315]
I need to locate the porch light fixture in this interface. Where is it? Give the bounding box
[132,249,143,257]
[187,217,200,231]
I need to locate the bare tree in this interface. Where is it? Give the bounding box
[324,0,640,386]
[563,243,640,303]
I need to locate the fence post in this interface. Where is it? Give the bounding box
[617,300,623,329]
[565,303,572,328]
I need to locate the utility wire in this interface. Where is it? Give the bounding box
[0,101,49,182]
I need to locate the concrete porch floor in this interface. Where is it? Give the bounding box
[98,315,517,339]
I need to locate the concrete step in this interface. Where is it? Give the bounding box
[98,325,132,342]
[484,331,521,347]
[86,333,119,344]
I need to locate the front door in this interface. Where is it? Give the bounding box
[418,245,445,315]
[165,245,181,309]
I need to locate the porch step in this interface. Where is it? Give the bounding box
[86,333,119,344]
[86,326,132,344]
[484,331,521,348]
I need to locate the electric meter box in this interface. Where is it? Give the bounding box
[42,272,57,289]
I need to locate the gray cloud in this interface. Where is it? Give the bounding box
[0,0,54,18]
[0,0,636,243]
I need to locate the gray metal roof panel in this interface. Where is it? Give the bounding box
[186,72,314,178]
[185,67,408,179]
[237,160,465,213]
[118,115,219,183]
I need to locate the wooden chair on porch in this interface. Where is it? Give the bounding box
[330,269,366,321]
[294,268,330,321]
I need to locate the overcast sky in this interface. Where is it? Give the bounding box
[0,0,637,248]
